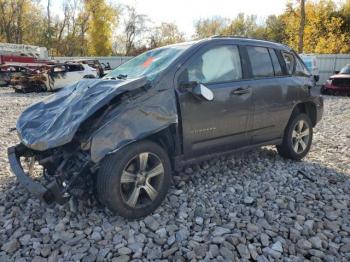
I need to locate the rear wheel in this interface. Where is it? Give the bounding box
[96,140,171,219]
[277,113,313,160]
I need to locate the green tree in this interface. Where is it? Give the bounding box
[264,15,286,42]
[194,17,229,38]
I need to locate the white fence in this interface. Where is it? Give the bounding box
[56,54,350,85]
[316,54,350,84]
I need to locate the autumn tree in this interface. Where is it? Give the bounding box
[84,0,118,56]
[0,0,43,44]
[283,0,350,54]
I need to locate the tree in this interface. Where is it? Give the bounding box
[149,22,184,48]
[0,0,42,44]
[84,0,118,56]
[194,17,229,38]
[264,15,286,42]
[226,13,261,37]
[121,5,149,55]
[194,14,265,39]
[298,0,306,53]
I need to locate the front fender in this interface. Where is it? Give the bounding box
[90,88,178,163]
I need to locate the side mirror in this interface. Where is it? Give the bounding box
[313,75,319,82]
[334,70,340,74]
[192,83,214,101]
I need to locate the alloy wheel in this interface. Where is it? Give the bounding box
[120,152,164,208]
[291,119,310,154]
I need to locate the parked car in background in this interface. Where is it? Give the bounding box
[8,37,323,218]
[321,64,350,95]
[72,59,111,77]
[299,54,319,82]
[46,63,98,91]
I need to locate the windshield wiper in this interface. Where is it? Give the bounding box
[116,74,128,79]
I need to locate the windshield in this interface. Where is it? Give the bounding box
[339,65,350,74]
[105,44,191,80]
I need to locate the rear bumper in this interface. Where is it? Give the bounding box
[7,145,68,205]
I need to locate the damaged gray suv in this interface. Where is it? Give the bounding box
[8,37,323,218]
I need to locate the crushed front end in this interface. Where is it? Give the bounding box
[8,77,178,205]
[8,141,94,205]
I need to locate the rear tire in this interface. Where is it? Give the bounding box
[277,113,313,160]
[96,140,172,219]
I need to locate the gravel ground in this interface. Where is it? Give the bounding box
[0,87,350,262]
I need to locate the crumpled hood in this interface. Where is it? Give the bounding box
[17,77,148,151]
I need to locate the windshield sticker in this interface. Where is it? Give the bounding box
[142,57,154,68]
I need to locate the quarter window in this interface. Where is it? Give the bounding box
[295,56,311,76]
[187,45,242,84]
[282,52,295,75]
[247,46,274,78]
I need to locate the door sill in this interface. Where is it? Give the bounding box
[174,138,282,171]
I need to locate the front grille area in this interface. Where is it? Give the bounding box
[332,78,350,87]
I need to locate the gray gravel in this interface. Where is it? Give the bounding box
[0,87,350,261]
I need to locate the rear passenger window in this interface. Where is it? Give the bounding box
[247,46,274,78]
[269,49,283,76]
[282,52,295,75]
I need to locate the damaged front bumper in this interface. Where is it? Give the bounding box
[7,144,69,205]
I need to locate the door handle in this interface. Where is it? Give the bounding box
[231,87,250,95]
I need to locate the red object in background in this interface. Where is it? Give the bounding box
[322,74,350,95]
[142,57,154,68]
[0,55,35,64]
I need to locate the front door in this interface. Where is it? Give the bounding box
[175,44,252,158]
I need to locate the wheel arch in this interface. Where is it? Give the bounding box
[291,102,317,127]
[143,124,179,169]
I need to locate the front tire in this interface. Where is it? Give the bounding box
[277,113,313,160]
[96,140,172,219]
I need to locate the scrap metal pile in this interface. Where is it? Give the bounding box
[0,55,102,93]
[5,65,50,93]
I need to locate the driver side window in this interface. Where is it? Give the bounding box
[187,45,242,84]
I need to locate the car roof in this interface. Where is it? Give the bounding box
[180,36,292,52]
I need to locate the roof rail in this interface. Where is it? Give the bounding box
[210,35,250,39]
[209,35,290,49]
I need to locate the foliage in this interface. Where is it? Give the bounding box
[149,22,185,48]
[283,0,350,54]
[85,0,118,56]
[0,0,348,55]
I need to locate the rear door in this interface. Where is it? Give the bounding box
[175,43,253,158]
[244,46,297,144]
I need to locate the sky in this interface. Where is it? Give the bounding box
[51,0,288,37]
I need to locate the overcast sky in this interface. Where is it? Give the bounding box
[51,0,288,37]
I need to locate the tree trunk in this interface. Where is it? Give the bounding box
[47,0,51,49]
[298,0,306,53]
